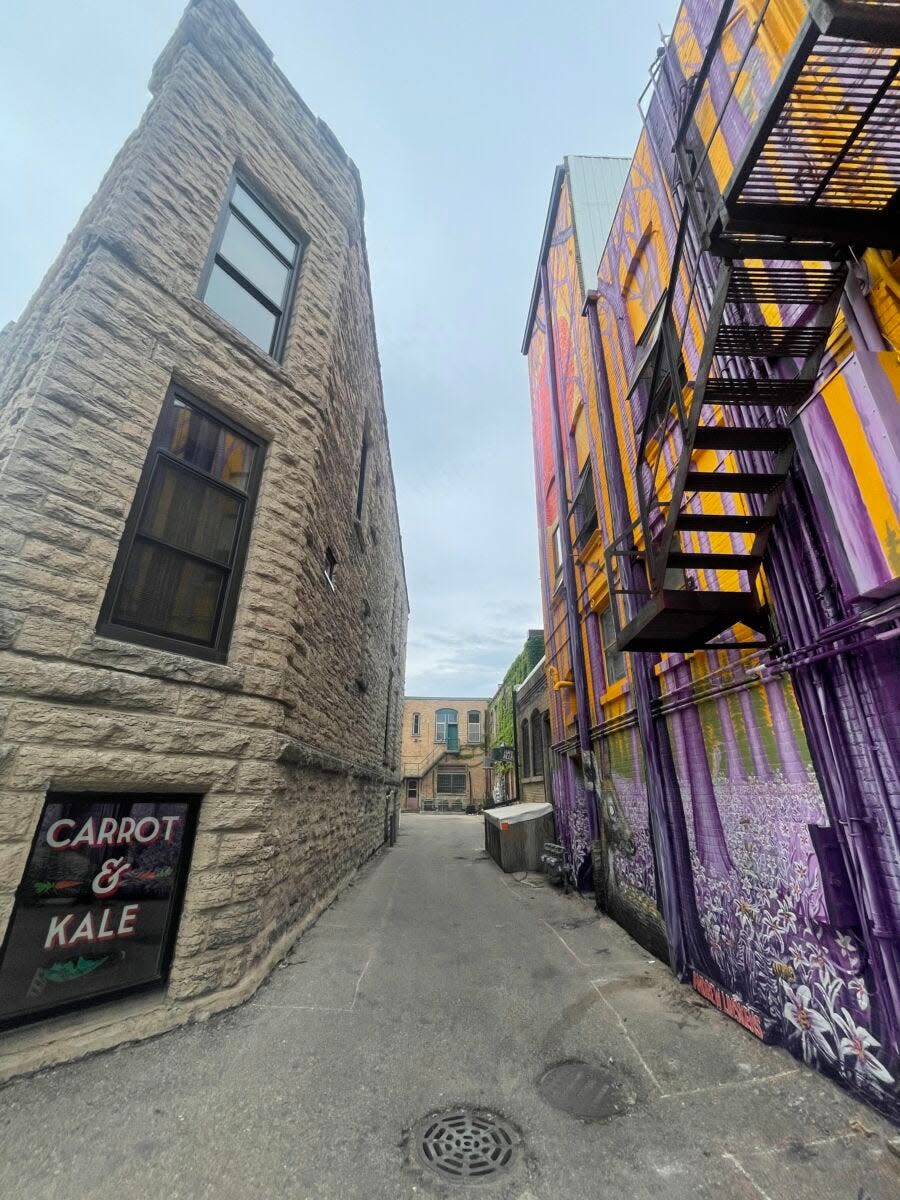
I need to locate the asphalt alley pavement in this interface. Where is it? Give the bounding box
[2,814,898,1199]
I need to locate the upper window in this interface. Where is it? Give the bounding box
[600,606,627,686]
[572,462,598,548]
[520,719,531,777]
[552,524,564,580]
[531,711,544,777]
[467,710,481,744]
[412,712,421,736]
[435,708,458,745]
[356,432,369,520]
[97,385,265,662]
[201,177,301,359]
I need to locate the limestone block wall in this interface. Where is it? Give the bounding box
[0,0,406,1076]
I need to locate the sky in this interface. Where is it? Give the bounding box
[0,0,677,699]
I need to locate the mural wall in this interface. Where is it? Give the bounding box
[524,0,900,1119]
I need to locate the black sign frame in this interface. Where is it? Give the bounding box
[0,791,201,1031]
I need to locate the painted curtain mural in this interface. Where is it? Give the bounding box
[526,0,899,1119]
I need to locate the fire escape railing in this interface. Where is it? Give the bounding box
[604,0,894,653]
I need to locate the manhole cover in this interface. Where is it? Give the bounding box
[538,1060,632,1120]
[413,1108,520,1185]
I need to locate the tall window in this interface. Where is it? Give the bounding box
[552,524,564,581]
[573,461,598,547]
[356,432,369,520]
[435,708,458,746]
[412,712,421,736]
[383,669,394,762]
[531,711,543,777]
[600,607,627,686]
[467,710,481,744]
[520,719,531,778]
[200,177,302,359]
[97,385,264,661]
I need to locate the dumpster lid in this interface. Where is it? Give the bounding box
[484,802,553,827]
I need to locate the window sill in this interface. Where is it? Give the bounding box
[182,295,296,386]
[574,526,602,563]
[78,630,245,691]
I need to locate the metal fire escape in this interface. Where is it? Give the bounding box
[607,0,900,653]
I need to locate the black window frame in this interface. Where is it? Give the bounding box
[600,606,627,687]
[531,710,544,778]
[572,460,599,548]
[198,172,304,362]
[355,430,369,520]
[96,383,266,663]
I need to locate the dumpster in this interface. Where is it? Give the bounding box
[483,802,555,873]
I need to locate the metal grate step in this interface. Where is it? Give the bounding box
[728,265,845,307]
[686,470,785,493]
[714,324,830,358]
[693,426,792,452]
[676,512,770,533]
[668,551,762,571]
[703,378,812,406]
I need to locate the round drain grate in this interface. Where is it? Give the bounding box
[414,1108,519,1185]
[538,1060,633,1120]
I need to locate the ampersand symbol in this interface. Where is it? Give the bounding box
[92,857,132,898]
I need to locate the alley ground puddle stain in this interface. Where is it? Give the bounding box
[412,1108,520,1185]
[538,1060,635,1121]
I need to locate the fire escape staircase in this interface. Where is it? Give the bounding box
[606,0,900,654]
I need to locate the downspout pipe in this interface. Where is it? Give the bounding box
[540,260,600,844]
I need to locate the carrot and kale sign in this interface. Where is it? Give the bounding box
[0,793,199,1027]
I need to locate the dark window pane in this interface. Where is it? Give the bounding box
[204,263,277,353]
[231,183,297,262]
[219,214,289,306]
[165,400,255,491]
[113,541,226,643]
[141,462,242,565]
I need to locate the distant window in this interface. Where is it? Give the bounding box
[573,461,598,547]
[520,719,531,777]
[324,546,337,590]
[412,712,421,736]
[436,771,467,795]
[552,524,564,579]
[531,711,543,777]
[406,778,418,799]
[97,384,264,662]
[356,432,369,520]
[383,669,394,762]
[467,710,481,744]
[435,708,458,745]
[600,607,627,685]
[201,177,301,359]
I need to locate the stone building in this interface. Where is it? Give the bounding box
[0,0,406,1077]
[399,698,487,812]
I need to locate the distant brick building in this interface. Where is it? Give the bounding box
[0,0,406,1076]
[400,698,488,811]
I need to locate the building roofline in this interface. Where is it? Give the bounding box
[521,155,630,356]
[521,163,566,356]
[514,655,547,692]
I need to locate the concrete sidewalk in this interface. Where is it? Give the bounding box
[1,814,897,1199]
